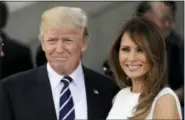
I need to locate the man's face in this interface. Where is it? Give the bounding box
[144,2,175,38]
[41,27,87,75]
[0,51,4,57]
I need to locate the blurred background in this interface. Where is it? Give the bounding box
[3,1,184,73]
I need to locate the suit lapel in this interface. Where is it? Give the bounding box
[83,67,103,120]
[24,65,105,120]
[24,65,57,120]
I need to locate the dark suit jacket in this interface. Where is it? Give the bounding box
[2,65,119,120]
[0,82,3,120]
[1,32,33,79]
[165,31,184,90]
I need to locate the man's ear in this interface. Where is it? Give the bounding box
[82,36,88,52]
[144,11,152,19]
[40,40,45,52]
[0,51,4,57]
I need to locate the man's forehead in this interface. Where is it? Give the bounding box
[150,2,172,15]
[45,28,83,36]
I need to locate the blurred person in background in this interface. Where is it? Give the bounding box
[0,83,2,120]
[135,1,184,106]
[102,59,114,78]
[0,36,4,57]
[35,44,47,67]
[0,1,33,79]
[0,34,4,120]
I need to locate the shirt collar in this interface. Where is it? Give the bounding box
[47,62,84,89]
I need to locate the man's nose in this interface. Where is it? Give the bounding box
[56,40,65,53]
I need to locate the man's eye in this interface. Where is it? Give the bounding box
[48,39,57,42]
[67,39,72,42]
[64,38,73,43]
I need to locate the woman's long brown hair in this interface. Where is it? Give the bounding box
[109,17,168,119]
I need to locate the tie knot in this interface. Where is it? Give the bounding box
[61,76,73,86]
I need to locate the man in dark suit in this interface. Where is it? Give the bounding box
[0,82,2,120]
[2,6,119,120]
[0,35,4,120]
[135,1,184,106]
[0,1,33,79]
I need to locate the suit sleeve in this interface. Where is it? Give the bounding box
[0,82,2,120]
[179,40,184,85]
[2,81,13,120]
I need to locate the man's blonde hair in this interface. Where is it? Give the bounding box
[39,6,88,40]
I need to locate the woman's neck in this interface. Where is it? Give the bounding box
[131,79,143,93]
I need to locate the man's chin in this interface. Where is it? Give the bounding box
[53,66,68,75]
[54,64,67,69]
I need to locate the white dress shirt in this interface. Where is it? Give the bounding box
[47,62,87,119]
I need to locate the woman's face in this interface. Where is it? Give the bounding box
[119,32,150,81]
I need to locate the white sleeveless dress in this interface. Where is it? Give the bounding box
[106,87,182,119]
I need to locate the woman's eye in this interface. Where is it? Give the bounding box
[137,48,143,52]
[121,47,130,52]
